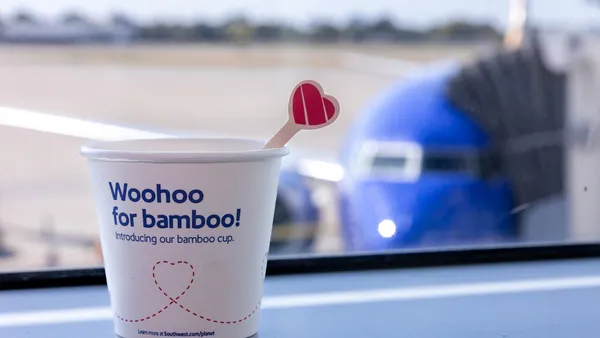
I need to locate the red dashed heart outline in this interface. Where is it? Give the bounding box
[115,255,267,325]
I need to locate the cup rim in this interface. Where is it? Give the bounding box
[80,137,290,163]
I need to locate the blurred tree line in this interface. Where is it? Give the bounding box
[3,10,501,43]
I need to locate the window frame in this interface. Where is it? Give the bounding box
[1,242,600,291]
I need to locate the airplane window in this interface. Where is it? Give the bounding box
[477,151,504,178]
[370,152,475,175]
[0,0,599,275]
[421,153,474,173]
[371,155,409,171]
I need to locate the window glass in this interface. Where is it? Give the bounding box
[0,0,598,272]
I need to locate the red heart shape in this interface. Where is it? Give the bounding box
[153,260,195,304]
[290,81,338,127]
[115,256,268,324]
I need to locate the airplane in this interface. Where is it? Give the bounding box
[335,0,599,251]
[332,0,531,251]
[337,63,517,251]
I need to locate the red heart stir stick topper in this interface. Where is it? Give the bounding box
[290,81,339,128]
[264,80,340,149]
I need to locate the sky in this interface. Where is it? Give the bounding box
[0,0,599,29]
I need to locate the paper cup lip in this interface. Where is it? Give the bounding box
[80,137,290,163]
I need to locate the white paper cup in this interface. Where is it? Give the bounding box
[81,138,289,338]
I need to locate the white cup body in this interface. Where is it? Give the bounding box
[81,138,289,338]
